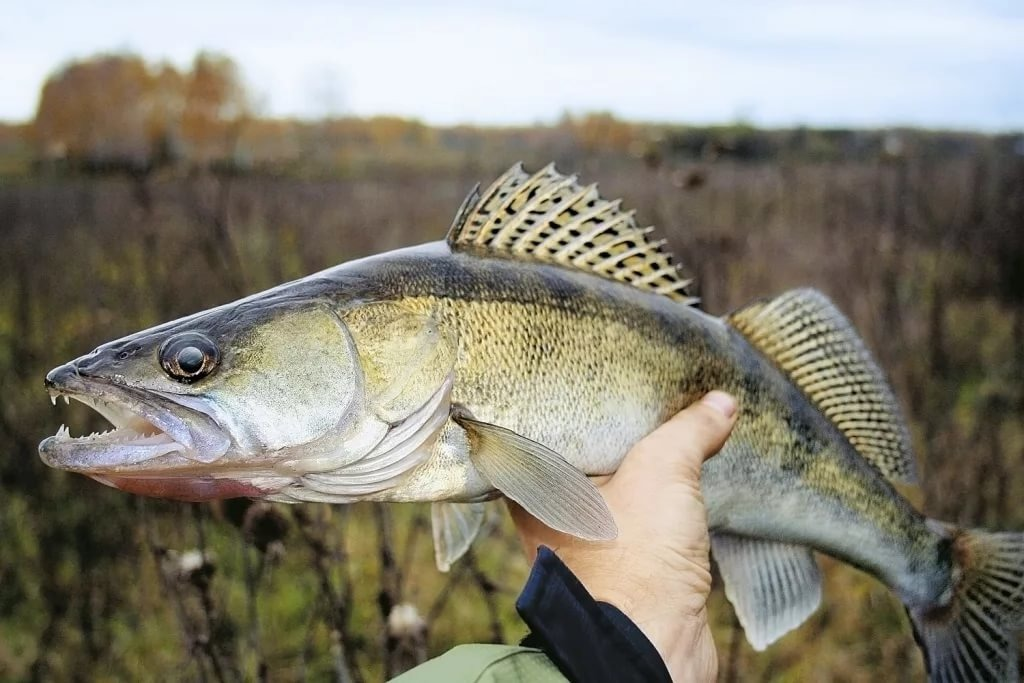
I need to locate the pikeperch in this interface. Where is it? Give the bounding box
[39,164,1024,681]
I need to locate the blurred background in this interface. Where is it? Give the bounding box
[1,1,1022,680]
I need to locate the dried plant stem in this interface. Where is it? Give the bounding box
[292,506,361,683]
[723,613,743,683]
[138,501,207,680]
[240,531,267,678]
[373,504,407,677]
[191,505,231,683]
[465,551,504,644]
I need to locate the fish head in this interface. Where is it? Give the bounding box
[38,298,381,500]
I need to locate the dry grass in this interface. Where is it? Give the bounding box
[1,142,1022,680]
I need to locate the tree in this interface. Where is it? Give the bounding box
[181,52,252,164]
[34,54,160,166]
[32,51,252,168]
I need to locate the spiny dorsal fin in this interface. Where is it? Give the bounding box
[727,288,917,484]
[447,163,698,306]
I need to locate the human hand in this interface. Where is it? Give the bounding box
[508,391,738,682]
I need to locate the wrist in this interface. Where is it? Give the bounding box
[568,561,717,682]
[636,609,717,682]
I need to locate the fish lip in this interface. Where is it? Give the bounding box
[38,367,231,473]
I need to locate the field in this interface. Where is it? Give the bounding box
[1,129,1023,681]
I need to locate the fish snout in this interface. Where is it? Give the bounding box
[44,362,80,390]
[46,344,122,390]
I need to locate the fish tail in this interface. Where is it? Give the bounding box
[908,526,1024,682]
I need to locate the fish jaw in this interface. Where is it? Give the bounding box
[36,361,280,498]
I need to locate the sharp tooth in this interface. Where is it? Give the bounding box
[51,395,57,406]
[63,395,70,405]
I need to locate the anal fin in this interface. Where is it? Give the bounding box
[431,501,487,572]
[711,532,822,651]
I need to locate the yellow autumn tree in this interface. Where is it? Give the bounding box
[180,52,252,164]
[561,112,637,154]
[34,54,163,165]
[33,51,251,167]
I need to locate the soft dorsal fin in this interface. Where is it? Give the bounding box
[727,288,917,484]
[447,163,698,305]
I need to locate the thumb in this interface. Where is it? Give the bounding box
[621,391,739,483]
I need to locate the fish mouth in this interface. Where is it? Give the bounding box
[38,363,233,478]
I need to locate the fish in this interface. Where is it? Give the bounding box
[39,163,1023,681]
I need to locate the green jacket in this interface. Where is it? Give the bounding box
[392,644,565,683]
[391,547,670,683]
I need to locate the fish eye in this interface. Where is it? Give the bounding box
[159,333,219,383]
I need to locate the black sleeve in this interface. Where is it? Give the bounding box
[515,546,672,683]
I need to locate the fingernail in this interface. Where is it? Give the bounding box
[702,391,737,418]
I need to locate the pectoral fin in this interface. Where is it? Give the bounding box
[453,410,617,542]
[431,501,487,572]
[711,532,822,651]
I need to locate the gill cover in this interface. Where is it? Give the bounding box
[205,303,371,459]
[267,303,459,501]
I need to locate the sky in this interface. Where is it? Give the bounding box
[3,0,1022,130]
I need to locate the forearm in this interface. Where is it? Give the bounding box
[392,545,674,683]
[517,546,673,683]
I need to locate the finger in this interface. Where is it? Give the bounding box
[624,391,739,480]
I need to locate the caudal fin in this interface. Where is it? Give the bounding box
[908,528,1024,682]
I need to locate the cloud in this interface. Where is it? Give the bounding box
[1,0,1021,129]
